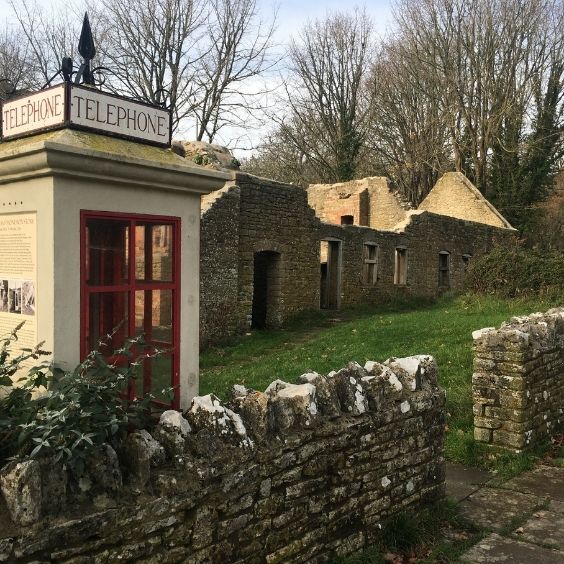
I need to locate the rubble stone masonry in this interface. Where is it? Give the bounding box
[200,172,515,348]
[472,308,564,450]
[1,356,445,563]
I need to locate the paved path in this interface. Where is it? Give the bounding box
[446,463,564,563]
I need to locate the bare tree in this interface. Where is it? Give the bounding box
[0,27,35,100]
[96,0,206,132]
[8,0,81,88]
[389,0,564,204]
[192,0,277,143]
[367,37,452,204]
[276,9,374,183]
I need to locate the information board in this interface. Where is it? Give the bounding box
[0,213,38,360]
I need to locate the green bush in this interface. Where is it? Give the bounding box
[465,244,564,298]
[0,325,161,473]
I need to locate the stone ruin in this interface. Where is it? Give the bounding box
[473,307,564,451]
[1,355,445,562]
[199,168,517,348]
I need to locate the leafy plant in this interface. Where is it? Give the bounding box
[0,326,167,473]
[465,244,564,298]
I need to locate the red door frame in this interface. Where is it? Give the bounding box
[80,210,181,410]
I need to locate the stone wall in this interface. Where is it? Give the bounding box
[200,172,515,347]
[418,172,514,229]
[200,173,321,347]
[1,356,445,563]
[319,211,512,308]
[200,183,243,345]
[308,177,411,230]
[472,308,564,451]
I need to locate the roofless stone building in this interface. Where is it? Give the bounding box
[200,168,515,347]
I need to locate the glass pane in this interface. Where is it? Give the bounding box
[135,225,146,280]
[150,355,173,403]
[152,225,173,281]
[87,292,128,355]
[135,224,173,282]
[135,290,173,343]
[86,219,129,286]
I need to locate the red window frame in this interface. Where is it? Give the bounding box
[80,210,181,410]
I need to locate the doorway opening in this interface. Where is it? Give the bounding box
[251,251,281,329]
[320,239,342,309]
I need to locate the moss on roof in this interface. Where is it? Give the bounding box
[0,128,185,167]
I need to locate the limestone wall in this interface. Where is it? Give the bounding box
[200,172,515,348]
[308,177,410,230]
[419,172,514,229]
[200,173,320,346]
[319,211,512,308]
[1,356,445,563]
[200,183,243,346]
[472,308,564,450]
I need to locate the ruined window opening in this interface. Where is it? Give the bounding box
[340,215,354,225]
[439,251,450,288]
[251,251,281,329]
[320,239,342,309]
[362,243,378,285]
[394,247,407,285]
[81,211,180,410]
[462,254,472,271]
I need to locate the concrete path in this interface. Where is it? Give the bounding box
[446,463,564,563]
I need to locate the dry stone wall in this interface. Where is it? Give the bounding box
[319,212,512,308]
[200,172,515,347]
[200,173,321,347]
[473,308,564,450]
[1,356,445,563]
[200,183,243,346]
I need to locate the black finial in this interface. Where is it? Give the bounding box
[75,13,96,85]
[78,13,96,60]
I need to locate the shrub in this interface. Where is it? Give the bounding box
[465,244,564,298]
[0,325,162,473]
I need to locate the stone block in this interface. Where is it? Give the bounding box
[474,427,492,443]
[78,444,122,495]
[474,417,502,430]
[493,429,526,449]
[268,382,319,431]
[231,390,269,441]
[187,394,252,448]
[297,371,341,418]
[39,457,67,516]
[329,363,369,415]
[384,355,437,391]
[0,460,42,525]
[121,430,165,488]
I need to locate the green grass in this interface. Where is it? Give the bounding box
[200,293,560,470]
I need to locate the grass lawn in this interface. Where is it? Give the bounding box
[200,293,561,471]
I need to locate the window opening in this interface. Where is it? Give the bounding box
[340,215,354,225]
[462,254,472,271]
[81,212,180,410]
[439,251,450,288]
[394,247,407,285]
[363,243,378,285]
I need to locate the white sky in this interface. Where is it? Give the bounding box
[0,0,394,155]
